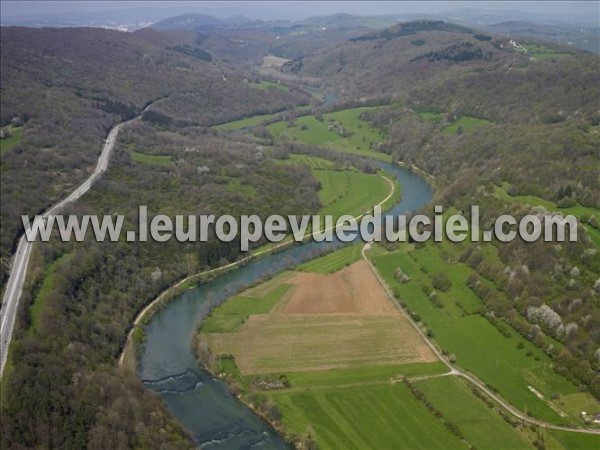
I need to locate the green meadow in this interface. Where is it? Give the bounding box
[287,154,335,170]
[27,254,72,335]
[268,107,391,161]
[443,116,491,134]
[130,150,172,166]
[297,244,363,274]
[370,243,596,425]
[314,169,391,219]
[417,376,535,449]
[279,362,447,389]
[0,125,24,155]
[201,283,291,333]
[525,44,572,59]
[270,383,467,450]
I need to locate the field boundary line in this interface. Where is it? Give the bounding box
[362,243,600,436]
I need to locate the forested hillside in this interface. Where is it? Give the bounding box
[0,122,322,448]
[0,26,309,284]
[303,21,600,398]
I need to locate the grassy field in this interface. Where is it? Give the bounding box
[27,255,72,334]
[418,111,444,122]
[370,243,597,425]
[285,153,394,226]
[525,44,572,59]
[267,107,391,161]
[201,244,598,448]
[271,383,467,450]
[199,248,457,449]
[208,313,435,374]
[287,154,336,170]
[443,116,491,134]
[494,184,600,219]
[201,283,291,333]
[130,150,172,166]
[314,170,390,219]
[297,244,362,274]
[281,362,447,388]
[417,376,535,449]
[0,125,24,155]
[548,430,600,450]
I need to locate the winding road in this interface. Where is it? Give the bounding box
[0,111,144,378]
[362,242,600,436]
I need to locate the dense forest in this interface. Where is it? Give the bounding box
[0,26,310,286]
[1,119,322,448]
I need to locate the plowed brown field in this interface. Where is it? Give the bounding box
[207,260,437,374]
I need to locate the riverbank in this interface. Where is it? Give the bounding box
[396,160,437,183]
[118,171,398,374]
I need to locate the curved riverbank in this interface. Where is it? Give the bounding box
[132,163,432,448]
[119,171,398,373]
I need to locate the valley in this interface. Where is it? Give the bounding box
[1,4,599,449]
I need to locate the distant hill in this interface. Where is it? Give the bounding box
[351,20,475,41]
[290,20,597,126]
[150,13,257,32]
[295,20,512,92]
[486,21,600,54]
[300,13,396,30]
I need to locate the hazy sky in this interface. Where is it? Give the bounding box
[2,1,599,21]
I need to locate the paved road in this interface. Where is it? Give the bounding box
[362,242,600,436]
[0,115,140,377]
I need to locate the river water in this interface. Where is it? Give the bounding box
[138,162,432,449]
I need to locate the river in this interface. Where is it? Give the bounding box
[138,162,433,449]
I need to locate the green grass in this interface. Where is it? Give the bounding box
[287,154,335,170]
[443,116,491,134]
[548,430,600,450]
[297,244,363,274]
[556,391,600,421]
[371,244,584,425]
[418,111,444,122]
[28,254,72,334]
[0,126,24,155]
[250,81,289,92]
[201,283,291,333]
[314,170,390,219]
[270,383,467,450]
[267,107,391,162]
[417,376,535,449]
[525,44,572,59]
[130,150,172,166]
[280,362,447,389]
[224,178,258,196]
